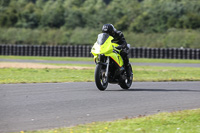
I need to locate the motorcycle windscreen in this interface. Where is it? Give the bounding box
[97,33,110,45]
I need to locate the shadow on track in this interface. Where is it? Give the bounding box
[106,88,200,92]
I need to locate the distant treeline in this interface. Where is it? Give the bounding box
[0,0,200,48]
[1,0,200,32]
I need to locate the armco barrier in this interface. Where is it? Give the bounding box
[0,45,199,59]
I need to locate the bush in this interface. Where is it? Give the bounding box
[124,29,200,48]
[0,28,200,48]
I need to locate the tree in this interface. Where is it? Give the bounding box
[129,0,200,33]
[15,2,41,28]
[0,0,11,6]
[40,0,65,28]
[0,1,18,27]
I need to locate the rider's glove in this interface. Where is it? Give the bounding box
[116,45,123,50]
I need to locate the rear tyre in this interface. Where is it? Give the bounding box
[95,64,108,91]
[119,64,133,89]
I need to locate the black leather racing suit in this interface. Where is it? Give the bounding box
[111,31,129,68]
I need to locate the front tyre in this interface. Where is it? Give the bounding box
[95,64,108,91]
[119,64,133,89]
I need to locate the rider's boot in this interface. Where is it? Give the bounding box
[121,49,132,79]
[123,56,131,79]
[125,63,131,78]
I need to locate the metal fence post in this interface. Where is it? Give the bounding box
[130,48,134,58]
[5,45,9,55]
[86,46,90,57]
[89,46,92,57]
[154,48,157,58]
[159,48,162,58]
[157,48,160,58]
[183,49,186,59]
[62,46,66,57]
[187,48,190,59]
[41,45,44,56]
[196,49,200,59]
[59,46,63,57]
[2,45,6,55]
[134,47,138,58]
[22,45,25,56]
[0,45,2,55]
[50,46,53,56]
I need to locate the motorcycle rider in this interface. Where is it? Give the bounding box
[102,24,131,78]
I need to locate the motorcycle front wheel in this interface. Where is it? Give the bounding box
[95,64,108,91]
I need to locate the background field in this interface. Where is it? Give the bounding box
[0,56,200,84]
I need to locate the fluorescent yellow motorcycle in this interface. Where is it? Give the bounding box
[91,33,133,91]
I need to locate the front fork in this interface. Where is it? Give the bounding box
[95,55,110,82]
[105,57,109,80]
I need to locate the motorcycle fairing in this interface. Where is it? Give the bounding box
[106,53,123,67]
[91,34,113,55]
[91,33,123,67]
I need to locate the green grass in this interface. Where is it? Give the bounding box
[0,66,200,84]
[133,66,200,82]
[19,108,200,133]
[0,56,200,64]
[0,68,94,84]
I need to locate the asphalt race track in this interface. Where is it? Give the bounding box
[0,82,200,132]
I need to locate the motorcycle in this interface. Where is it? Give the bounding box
[91,33,133,91]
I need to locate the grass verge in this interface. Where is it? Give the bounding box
[0,68,94,84]
[19,108,200,133]
[0,65,200,84]
[0,56,200,64]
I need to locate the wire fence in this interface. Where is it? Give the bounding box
[0,45,199,59]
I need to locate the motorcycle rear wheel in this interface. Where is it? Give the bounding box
[95,64,108,91]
